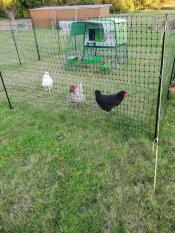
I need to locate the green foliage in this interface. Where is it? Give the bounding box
[112,0,135,11]
[111,0,174,11]
[1,0,174,17]
[134,0,153,9]
[14,0,44,17]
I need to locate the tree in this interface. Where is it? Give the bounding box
[1,0,14,8]
[112,0,135,11]
[134,0,153,9]
[6,6,16,19]
[0,0,15,17]
[14,0,44,17]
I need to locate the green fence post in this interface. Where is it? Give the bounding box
[153,14,168,193]
[9,20,22,65]
[31,18,41,61]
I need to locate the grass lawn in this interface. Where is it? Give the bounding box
[0,94,175,233]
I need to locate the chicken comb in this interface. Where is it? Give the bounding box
[69,85,77,93]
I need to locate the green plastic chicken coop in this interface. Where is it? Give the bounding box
[66,18,128,71]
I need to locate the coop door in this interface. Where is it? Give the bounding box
[89,29,96,41]
[89,28,104,42]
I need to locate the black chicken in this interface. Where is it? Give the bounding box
[95,90,128,112]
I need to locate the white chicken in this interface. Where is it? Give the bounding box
[42,71,53,92]
[68,82,85,103]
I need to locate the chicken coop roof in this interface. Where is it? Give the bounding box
[30,4,112,11]
[70,18,126,36]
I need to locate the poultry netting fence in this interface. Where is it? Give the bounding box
[0,14,175,138]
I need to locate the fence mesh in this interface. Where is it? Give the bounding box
[0,14,175,138]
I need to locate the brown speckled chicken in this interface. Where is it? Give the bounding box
[68,83,85,103]
[169,84,175,93]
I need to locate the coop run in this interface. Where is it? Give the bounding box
[0,14,175,139]
[66,18,128,70]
